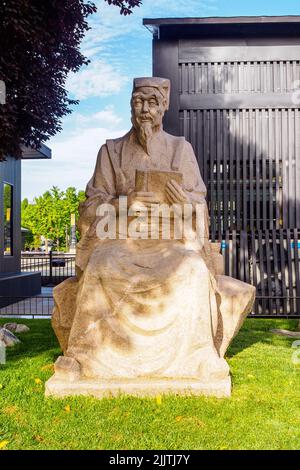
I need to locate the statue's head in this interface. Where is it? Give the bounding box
[131,77,170,153]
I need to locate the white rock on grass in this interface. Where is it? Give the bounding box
[0,327,21,347]
[3,323,30,334]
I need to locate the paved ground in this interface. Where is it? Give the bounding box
[0,286,54,318]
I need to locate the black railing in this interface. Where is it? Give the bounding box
[15,231,300,318]
[21,252,75,286]
[0,295,54,318]
[217,229,300,317]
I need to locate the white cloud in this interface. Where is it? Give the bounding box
[80,0,218,60]
[66,59,129,99]
[22,0,220,199]
[22,123,128,200]
[72,105,122,127]
[66,0,219,99]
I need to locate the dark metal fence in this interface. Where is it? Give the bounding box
[217,229,300,317]
[0,295,53,318]
[21,252,75,286]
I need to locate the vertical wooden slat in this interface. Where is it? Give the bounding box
[179,65,182,94]
[264,229,273,314]
[266,61,271,92]
[182,63,187,93]
[183,109,189,142]
[203,110,208,187]
[232,230,237,279]
[279,228,288,315]
[209,110,216,239]
[249,109,254,231]
[295,109,300,227]
[196,110,203,176]
[274,61,279,92]
[275,109,281,228]
[286,228,295,315]
[240,61,244,92]
[279,61,284,93]
[195,62,199,93]
[282,109,288,227]
[251,230,258,314]
[244,231,250,284]
[254,61,258,92]
[293,228,300,315]
[234,62,238,93]
[261,109,267,230]
[202,63,207,94]
[239,230,245,282]
[242,109,248,230]
[229,110,234,230]
[236,111,241,231]
[216,110,222,236]
[188,63,193,94]
[271,229,280,315]
[190,109,196,155]
[208,63,213,93]
[268,109,274,230]
[255,109,261,230]
[258,229,266,313]
[223,110,229,232]
[288,109,295,227]
[286,61,291,92]
[225,230,229,275]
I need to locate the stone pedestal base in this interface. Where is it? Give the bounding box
[45,375,231,399]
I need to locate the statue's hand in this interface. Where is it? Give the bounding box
[165,179,191,206]
[128,191,161,210]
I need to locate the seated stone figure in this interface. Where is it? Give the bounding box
[46,77,255,398]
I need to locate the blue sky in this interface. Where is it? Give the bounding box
[22,0,300,200]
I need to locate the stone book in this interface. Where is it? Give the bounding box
[135,169,183,204]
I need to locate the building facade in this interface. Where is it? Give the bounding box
[0,145,51,303]
[144,16,300,316]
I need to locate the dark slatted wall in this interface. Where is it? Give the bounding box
[178,42,300,316]
[222,229,300,316]
[181,108,300,237]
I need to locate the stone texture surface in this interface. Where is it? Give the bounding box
[45,376,231,399]
[3,323,30,334]
[52,277,78,353]
[46,77,255,399]
[270,329,300,338]
[0,328,20,347]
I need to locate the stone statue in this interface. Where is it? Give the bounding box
[46,77,255,398]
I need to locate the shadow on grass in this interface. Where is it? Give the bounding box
[1,317,299,366]
[226,318,299,358]
[0,318,61,366]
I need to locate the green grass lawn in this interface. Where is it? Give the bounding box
[0,317,300,450]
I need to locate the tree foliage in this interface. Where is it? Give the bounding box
[0,0,141,160]
[0,0,98,160]
[104,0,141,15]
[21,186,85,251]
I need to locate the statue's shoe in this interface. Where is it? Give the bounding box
[54,356,81,382]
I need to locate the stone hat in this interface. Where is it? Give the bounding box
[133,77,170,110]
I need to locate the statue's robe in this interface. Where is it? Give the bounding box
[53,128,255,381]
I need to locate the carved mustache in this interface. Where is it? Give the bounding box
[138,114,153,122]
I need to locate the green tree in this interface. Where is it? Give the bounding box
[0,0,141,160]
[21,186,85,252]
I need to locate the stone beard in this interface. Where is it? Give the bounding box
[131,86,166,155]
[46,77,255,399]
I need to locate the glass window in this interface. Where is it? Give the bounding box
[3,183,13,256]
